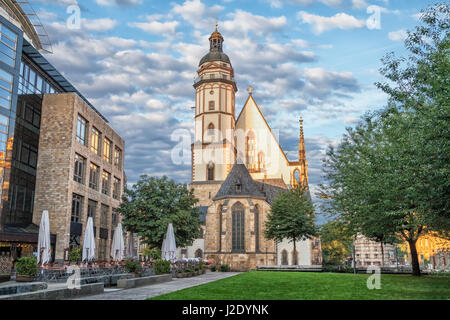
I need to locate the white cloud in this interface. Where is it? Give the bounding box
[222,10,287,37]
[298,11,365,34]
[96,0,142,6]
[172,0,224,30]
[129,17,179,36]
[351,0,368,9]
[388,29,407,42]
[82,18,118,32]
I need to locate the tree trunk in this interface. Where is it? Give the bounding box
[293,238,297,266]
[380,242,384,267]
[407,239,421,276]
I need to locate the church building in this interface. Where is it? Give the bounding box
[181,27,322,270]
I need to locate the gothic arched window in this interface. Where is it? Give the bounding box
[232,202,245,252]
[254,205,259,252]
[207,162,215,181]
[246,130,256,170]
[257,151,265,171]
[281,250,288,265]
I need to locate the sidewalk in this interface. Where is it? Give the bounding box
[74,272,241,300]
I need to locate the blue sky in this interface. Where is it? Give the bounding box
[30,0,435,209]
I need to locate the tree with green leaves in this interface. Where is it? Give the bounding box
[264,185,317,265]
[119,175,202,249]
[320,219,353,266]
[320,3,450,276]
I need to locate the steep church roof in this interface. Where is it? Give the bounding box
[214,161,287,204]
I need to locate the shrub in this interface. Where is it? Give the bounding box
[220,264,230,272]
[210,265,217,272]
[68,248,81,263]
[154,259,171,274]
[124,259,141,274]
[16,257,37,276]
[143,247,161,260]
[199,261,205,271]
[322,264,353,273]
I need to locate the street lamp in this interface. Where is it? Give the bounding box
[265,244,268,265]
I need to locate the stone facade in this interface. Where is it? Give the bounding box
[33,93,125,261]
[204,197,277,270]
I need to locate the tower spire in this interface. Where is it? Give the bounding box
[299,117,305,161]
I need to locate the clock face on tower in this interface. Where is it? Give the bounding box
[210,90,214,95]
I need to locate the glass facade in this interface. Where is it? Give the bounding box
[0,23,17,67]
[18,58,58,95]
[0,68,13,110]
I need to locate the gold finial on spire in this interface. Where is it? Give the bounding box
[247,85,254,95]
[216,23,218,30]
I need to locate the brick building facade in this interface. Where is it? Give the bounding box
[33,93,125,262]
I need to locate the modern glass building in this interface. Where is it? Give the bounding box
[0,0,117,263]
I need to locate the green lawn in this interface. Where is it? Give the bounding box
[150,271,450,300]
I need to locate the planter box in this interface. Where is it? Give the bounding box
[16,275,35,282]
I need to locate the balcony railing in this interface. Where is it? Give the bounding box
[194,74,235,84]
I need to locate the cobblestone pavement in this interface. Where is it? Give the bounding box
[73,272,241,300]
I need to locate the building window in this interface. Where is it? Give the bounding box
[112,208,119,227]
[114,146,122,169]
[103,138,112,163]
[207,162,214,181]
[74,153,86,184]
[113,177,121,200]
[254,205,259,252]
[19,59,58,95]
[71,194,83,223]
[76,115,88,145]
[246,130,256,170]
[0,23,17,67]
[195,249,203,258]
[102,171,111,195]
[281,250,288,265]
[207,123,215,135]
[232,202,245,252]
[209,101,214,111]
[0,68,13,110]
[89,163,100,190]
[87,199,97,226]
[0,114,8,154]
[100,204,109,228]
[91,127,101,156]
[19,142,38,168]
[257,151,265,171]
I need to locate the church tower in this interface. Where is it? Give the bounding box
[192,26,237,183]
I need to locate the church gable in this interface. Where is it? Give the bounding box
[214,161,286,204]
[235,94,292,184]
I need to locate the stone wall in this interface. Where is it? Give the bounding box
[205,197,276,271]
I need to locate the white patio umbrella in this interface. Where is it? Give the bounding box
[37,210,51,266]
[162,223,177,262]
[82,217,96,262]
[110,223,125,262]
